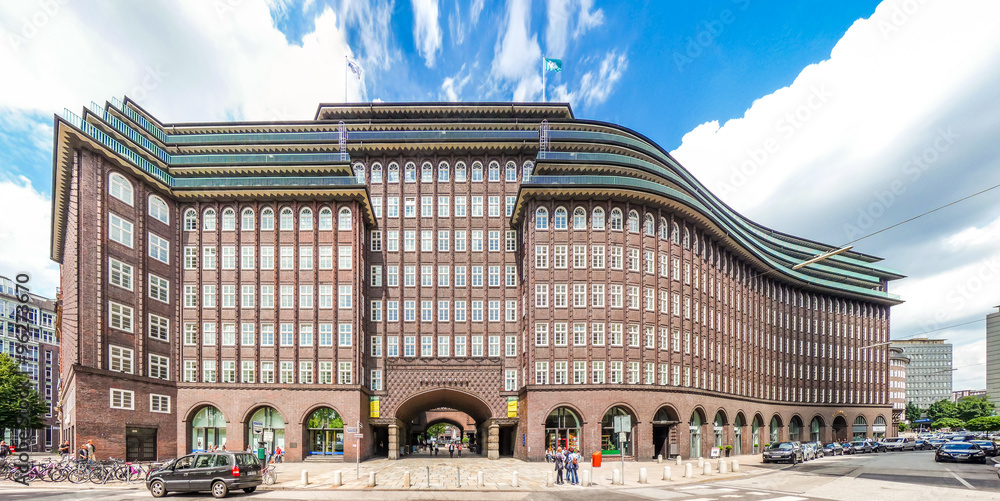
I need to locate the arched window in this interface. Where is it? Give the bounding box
[455,161,467,182]
[592,207,605,230]
[109,172,133,206]
[318,207,333,230]
[472,161,483,182]
[545,407,581,452]
[241,208,255,231]
[659,218,669,239]
[203,208,216,231]
[770,416,781,443]
[553,207,568,229]
[300,207,313,231]
[610,208,623,230]
[438,161,450,182]
[505,161,517,181]
[421,162,433,182]
[279,208,294,230]
[693,234,699,254]
[404,162,416,182]
[148,195,168,224]
[353,163,365,183]
[573,207,587,229]
[671,222,680,244]
[370,163,383,183]
[522,160,534,181]
[683,227,691,249]
[260,207,274,231]
[690,411,703,459]
[602,407,635,457]
[184,209,198,231]
[644,213,655,235]
[338,207,352,230]
[221,208,236,231]
[535,207,549,230]
[627,210,640,233]
[387,162,399,183]
[488,161,500,182]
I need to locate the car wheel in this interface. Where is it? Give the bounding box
[212,480,229,499]
[149,480,167,498]
[243,487,257,493]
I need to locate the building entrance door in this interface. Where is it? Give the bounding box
[126,427,157,461]
[309,429,344,455]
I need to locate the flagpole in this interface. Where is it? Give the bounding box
[541,55,546,102]
[344,56,348,102]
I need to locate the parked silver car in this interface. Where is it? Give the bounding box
[885,437,915,451]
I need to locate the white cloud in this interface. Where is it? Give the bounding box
[490,0,542,101]
[551,50,627,109]
[411,0,442,67]
[670,0,1000,394]
[441,63,473,101]
[0,178,60,298]
[545,0,604,57]
[0,0,380,122]
[573,0,604,38]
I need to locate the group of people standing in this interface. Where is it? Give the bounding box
[54,439,95,461]
[545,446,581,485]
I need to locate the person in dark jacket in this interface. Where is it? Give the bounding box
[553,447,566,484]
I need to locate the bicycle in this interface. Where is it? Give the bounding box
[262,454,277,485]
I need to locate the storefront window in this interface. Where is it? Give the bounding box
[601,407,634,456]
[308,408,344,455]
[248,407,285,454]
[192,406,226,452]
[689,412,702,458]
[545,407,581,453]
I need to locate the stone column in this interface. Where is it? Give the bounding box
[488,423,500,460]
[388,424,399,460]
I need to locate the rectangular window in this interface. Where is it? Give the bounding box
[388,336,399,357]
[591,322,605,345]
[370,369,382,390]
[184,360,198,382]
[505,335,516,357]
[299,246,313,269]
[109,301,133,332]
[109,213,134,248]
[318,246,333,269]
[370,231,382,251]
[573,284,587,308]
[109,259,133,290]
[472,335,483,357]
[388,197,399,217]
[260,246,273,269]
[338,362,352,384]
[110,388,134,410]
[241,361,255,383]
[203,360,217,382]
[261,362,274,384]
[454,230,466,251]
[455,196,466,217]
[149,353,169,380]
[471,230,483,251]
[109,345,133,373]
[404,197,416,217]
[203,246,217,269]
[280,323,294,346]
[184,247,198,269]
[300,284,313,308]
[149,314,169,342]
[488,196,500,217]
[592,361,605,384]
[471,196,483,217]
[280,362,294,384]
[455,336,467,357]
[338,245,352,269]
[300,362,313,384]
[280,246,294,269]
[222,285,236,308]
[438,230,450,252]
[319,362,333,384]
[438,196,450,218]
[610,361,623,384]
[535,362,549,385]
[221,246,236,269]
[148,233,169,263]
[421,196,433,217]
[371,300,382,321]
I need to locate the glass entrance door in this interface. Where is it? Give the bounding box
[309,429,344,455]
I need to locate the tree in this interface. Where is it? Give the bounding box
[905,402,922,422]
[898,422,907,432]
[0,354,48,447]
[925,399,959,423]
[956,396,995,422]
[931,417,965,430]
[966,416,1000,432]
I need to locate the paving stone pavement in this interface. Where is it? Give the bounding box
[267,452,774,491]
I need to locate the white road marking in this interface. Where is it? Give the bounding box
[944,467,976,490]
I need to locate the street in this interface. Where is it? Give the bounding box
[2,450,997,501]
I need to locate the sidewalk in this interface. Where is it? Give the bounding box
[266,453,774,491]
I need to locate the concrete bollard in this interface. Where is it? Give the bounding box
[697,457,704,467]
[718,459,727,474]
[581,469,590,487]
[676,455,682,466]
[731,459,740,472]
[546,471,554,487]
[512,470,519,488]
[332,471,343,487]
[368,471,376,487]
[684,463,693,478]
[403,471,410,488]
[639,467,647,484]
[477,471,484,487]
[301,470,309,486]
[657,454,663,463]
[702,462,712,476]
[613,468,622,485]
[663,466,672,481]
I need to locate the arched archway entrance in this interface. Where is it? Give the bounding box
[832,415,848,442]
[769,415,783,444]
[305,407,344,456]
[651,406,680,459]
[713,411,728,449]
[689,409,706,458]
[388,388,500,460]
[246,406,285,454]
[545,407,581,452]
[189,405,226,452]
[788,416,804,442]
[810,416,824,442]
[853,416,869,440]
[751,415,763,454]
[601,406,637,458]
[733,413,746,455]
[873,416,887,439]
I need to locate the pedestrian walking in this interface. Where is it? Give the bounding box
[554,447,565,484]
[449,443,455,458]
[86,439,96,461]
[567,448,580,485]
[458,443,462,457]
[0,441,9,459]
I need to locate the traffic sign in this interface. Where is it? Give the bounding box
[354,433,364,439]
[345,426,359,434]
[252,421,263,434]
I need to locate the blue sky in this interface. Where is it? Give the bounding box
[1,0,999,393]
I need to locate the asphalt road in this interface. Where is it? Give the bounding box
[2,450,998,501]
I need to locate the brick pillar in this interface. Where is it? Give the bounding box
[388,424,399,460]
[488,423,499,460]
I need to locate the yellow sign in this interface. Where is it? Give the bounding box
[507,397,517,417]
[370,396,380,418]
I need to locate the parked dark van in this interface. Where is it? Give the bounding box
[146,451,261,498]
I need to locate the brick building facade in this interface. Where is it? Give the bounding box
[50,99,903,462]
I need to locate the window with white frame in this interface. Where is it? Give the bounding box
[109,213,134,248]
[110,388,134,410]
[149,314,169,342]
[109,345,133,373]
[109,258,133,290]
[109,301,133,332]
[149,353,169,380]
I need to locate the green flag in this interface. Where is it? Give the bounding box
[544,58,562,72]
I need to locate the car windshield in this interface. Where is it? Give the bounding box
[769,443,793,450]
[851,442,864,446]
[941,443,976,451]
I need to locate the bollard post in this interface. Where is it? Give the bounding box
[675,455,682,466]
[332,470,343,487]
[457,466,461,488]
[613,468,621,485]
[702,462,712,476]
[301,470,309,486]
[684,463,693,478]
[657,454,663,463]
[639,467,647,484]
[427,466,431,488]
[512,470,519,488]
[546,471,554,487]
[663,466,671,481]
[718,458,727,474]
[731,459,740,472]
[581,469,590,487]
[477,470,484,487]
[697,457,704,468]
[368,471,376,487]
[403,471,410,488]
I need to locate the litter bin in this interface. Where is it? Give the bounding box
[257,447,266,461]
[591,451,602,467]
